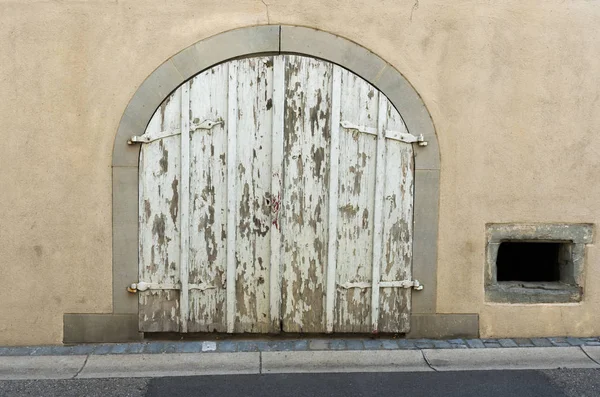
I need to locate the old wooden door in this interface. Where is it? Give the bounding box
[136,55,415,334]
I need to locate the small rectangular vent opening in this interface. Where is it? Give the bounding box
[486,224,591,303]
[496,242,561,282]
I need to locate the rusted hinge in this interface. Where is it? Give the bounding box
[127,281,217,293]
[340,121,427,146]
[127,119,224,144]
[339,280,424,291]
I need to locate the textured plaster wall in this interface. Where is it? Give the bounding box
[1,0,599,344]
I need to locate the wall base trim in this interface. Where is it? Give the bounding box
[63,314,143,344]
[64,313,478,343]
[406,314,479,339]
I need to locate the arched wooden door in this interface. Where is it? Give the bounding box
[136,55,417,334]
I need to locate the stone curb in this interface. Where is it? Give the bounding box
[0,356,87,380]
[262,350,432,373]
[423,347,599,371]
[0,347,598,380]
[79,352,259,378]
[581,345,600,365]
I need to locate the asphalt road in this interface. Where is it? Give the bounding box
[1,368,599,397]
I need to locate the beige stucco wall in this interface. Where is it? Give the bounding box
[1,0,599,345]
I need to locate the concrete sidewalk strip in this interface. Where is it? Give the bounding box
[1,345,600,380]
[78,352,260,378]
[0,356,87,380]
[423,347,600,371]
[581,346,600,364]
[262,350,432,373]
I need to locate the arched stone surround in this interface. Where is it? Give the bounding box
[64,25,479,343]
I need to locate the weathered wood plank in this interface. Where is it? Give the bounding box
[325,65,341,333]
[233,57,274,333]
[138,89,182,332]
[226,62,239,333]
[334,67,380,333]
[370,93,388,332]
[281,55,332,333]
[179,82,190,333]
[187,64,229,333]
[269,55,285,332]
[378,98,414,333]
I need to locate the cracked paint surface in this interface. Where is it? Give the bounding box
[138,55,414,334]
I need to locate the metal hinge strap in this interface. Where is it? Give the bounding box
[339,280,424,291]
[128,119,224,144]
[340,120,427,146]
[127,281,217,293]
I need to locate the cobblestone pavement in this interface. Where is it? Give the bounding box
[0,336,599,356]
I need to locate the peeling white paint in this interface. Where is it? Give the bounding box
[138,55,414,334]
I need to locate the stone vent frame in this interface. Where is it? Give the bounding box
[64,25,479,343]
[485,223,594,304]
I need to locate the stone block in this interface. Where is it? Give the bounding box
[112,166,140,314]
[498,339,518,348]
[346,340,365,350]
[173,25,280,81]
[329,340,347,350]
[63,314,142,344]
[280,26,387,85]
[411,170,440,314]
[308,340,330,351]
[407,314,478,339]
